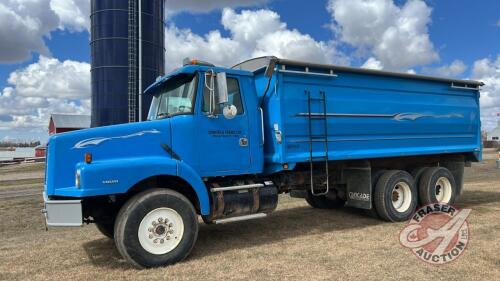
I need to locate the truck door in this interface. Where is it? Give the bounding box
[196,74,251,175]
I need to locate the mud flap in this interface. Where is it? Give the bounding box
[344,165,372,209]
[441,155,465,195]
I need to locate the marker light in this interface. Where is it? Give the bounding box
[85,152,92,164]
[182,57,215,67]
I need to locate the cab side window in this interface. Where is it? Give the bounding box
[202,77,244,115]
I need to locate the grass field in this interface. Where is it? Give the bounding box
[0,154,499,280]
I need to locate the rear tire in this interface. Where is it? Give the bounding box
[364,169,386,218]
[374,170,417,222]
[305,190,345,209]
[410,166,428,190]
[418,167,457,205]
[114,189,199,268]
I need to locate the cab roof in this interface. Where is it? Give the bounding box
[144,64,252,95]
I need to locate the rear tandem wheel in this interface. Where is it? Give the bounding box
[373,170,418,222]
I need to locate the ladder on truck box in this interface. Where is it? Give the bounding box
[306,90,330,196]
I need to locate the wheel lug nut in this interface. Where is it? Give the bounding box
[158,218,163,223]
[148,227,153,232]
[152,221,157,226]
[160,239,164,244]
[154,238,159,243]
[166,236,170,240]
[149,234,153,239]
[168,223,173,227]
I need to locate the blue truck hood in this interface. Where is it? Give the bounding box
[45,119,171,196]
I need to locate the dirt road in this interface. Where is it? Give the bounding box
[0,156,499,281]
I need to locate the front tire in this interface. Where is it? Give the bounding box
[114,189,199,268]
[374,170,417,222]
[95,221,114,239]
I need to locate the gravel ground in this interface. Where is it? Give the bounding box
[0,154,499,281]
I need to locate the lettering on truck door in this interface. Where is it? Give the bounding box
[196,75,251,174]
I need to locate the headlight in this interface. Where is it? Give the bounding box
[75,169,81,188]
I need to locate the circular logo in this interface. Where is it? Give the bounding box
[399,203,471,265]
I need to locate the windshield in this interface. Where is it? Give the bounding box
[148,74,198,120]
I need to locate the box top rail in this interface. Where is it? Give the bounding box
[232,56,484,87]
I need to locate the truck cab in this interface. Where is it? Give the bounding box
[144,62,264,177]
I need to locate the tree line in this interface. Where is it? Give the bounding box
[0,141,41,147]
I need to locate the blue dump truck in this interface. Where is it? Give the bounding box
[42,57,483,267]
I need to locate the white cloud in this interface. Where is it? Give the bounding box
[328,0,438,70]
[0,0,89,64]
[7,56,90,99]
[50,0,90,32]
[164,26,244,71]
[472,55,500,131]
[253,30,339,63]
[361,57,383,70]
[422,60,467,77]
[0,56,90,134]
[0,0,59,63]
[165,8,347,70]
[165,0,269,13]
[221,8,284,51]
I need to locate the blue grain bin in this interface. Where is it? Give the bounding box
[90,0,165,127]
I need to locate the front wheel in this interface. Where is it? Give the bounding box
[114,189,199,268]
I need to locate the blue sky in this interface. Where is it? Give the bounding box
[169,0,500,73]
[0,0,499,141]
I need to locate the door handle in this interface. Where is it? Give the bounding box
[239,137,248,147]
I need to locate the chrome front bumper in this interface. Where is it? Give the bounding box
[42,192,82,227]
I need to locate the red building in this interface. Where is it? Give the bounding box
[48,114,90,135]
[35,114,91,158]
[35,145,46,158]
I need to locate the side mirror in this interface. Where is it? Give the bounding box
[204,70,217,117]
[216,72,228,104]
[222,104,238,119]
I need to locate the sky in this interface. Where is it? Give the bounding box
[0,0,499,142]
